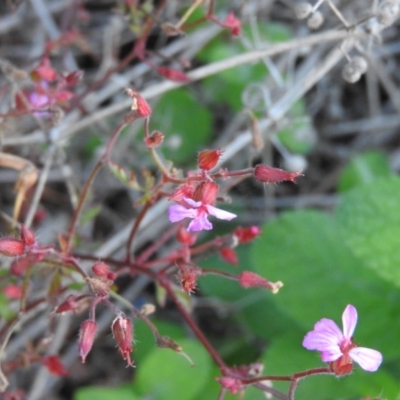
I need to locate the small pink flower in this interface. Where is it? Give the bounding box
[303,305,382,374]
[169,182,236,232]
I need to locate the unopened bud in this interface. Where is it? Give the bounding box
[198,149,222,171]
[112,316,134,366]
[20,225,35,246]
[234,226,261,244]
[307,11,324,29]
[254,164,303,184]
[177,226,196,245]
[239,271,283,294]
[125,88,151,118]
[217,377,242,394]
[0,238,25,257]
[294,2,313,19]
[220,247,238,265]
[222,12,242,36]
[56,294,80,314]
[92,262,109,278]
[43,355,68,376]
[157,66,189,82]
[3,284,23,299]
[79,320,98,363]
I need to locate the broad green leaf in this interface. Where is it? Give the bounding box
[74,384,136,400]
[133,339,212,400]
[251,209,400,360]
[336,176,400,287]
[152,88,212,164]
[338,151,393,192]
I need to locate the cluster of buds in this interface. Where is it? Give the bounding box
[86,262,116,297]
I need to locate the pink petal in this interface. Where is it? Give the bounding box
[188,213,212,231]
[349,347,382,372]
[342,304,357,339]
[320,348,343,362]
[183,197,202,208]
[205,205,237,221]
[168,204,196,222]
[303,318,343,352]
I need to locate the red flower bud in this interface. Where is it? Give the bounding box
[234,226,261,244]
[197,149,222,171]
[107,271,116,282]
[64,70,84,86]
[239,271,283,294]
[32,58,57,82]
[79,320,98,363]
[177,226,196,246]
[220,247,238,265]
[157,66,190,82]
[0,238,25,257]
[11,256,30,276]
[169,183,195,202]
[43,355,68,376]
[125,88,151,118]
[20,225,35,246]
[112,317,134,366]
[222,12,242,36]
[254,165,303,184]
[3,284,23,299]
[56,294,80,314]
[92,262,109,278]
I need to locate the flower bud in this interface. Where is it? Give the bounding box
[254,164,303,184]
[177,226,196,246]
[239,271,283,294]
[3,284,23,299]
[157,66,189,82]
[294,2,313,19]
[79,320,98,363]
[307,11,324,29]
[112,316,134,366]
[56,294,80,314]
[0,238,25,257]
[20,225,35,246]
[234,226,261,244]
[43,355,68,376]
[92,262,109,278]
[220,247,238,265]
[222,12,242,36]
[125,88,151,118]
[198,149,222,171]
[216,377,242,394]
[10,256,30,276]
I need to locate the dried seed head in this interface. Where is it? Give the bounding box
[307,11,324,29]
[294,2,313,19]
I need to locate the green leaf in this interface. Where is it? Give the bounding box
[251,209,400,361]
[74,384,137,400]
[338,151,393,192]
[133,339,212,400]
[336,176,400,287]
[152,88,212,164]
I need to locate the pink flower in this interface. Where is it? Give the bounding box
[169,197,236,231]
[169,182,236,231]
[303,305,382,374]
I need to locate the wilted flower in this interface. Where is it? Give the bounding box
[303,304,382,375]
